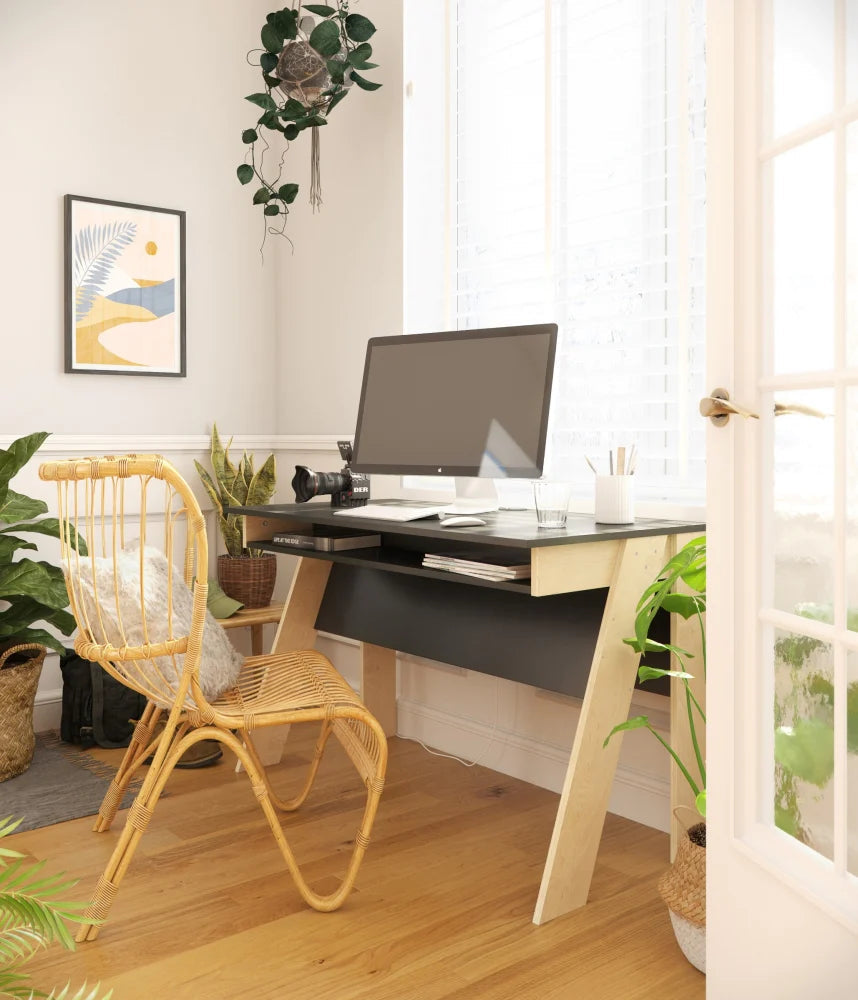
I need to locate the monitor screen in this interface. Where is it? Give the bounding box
[350,324,558,478]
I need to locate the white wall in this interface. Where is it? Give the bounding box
[275,0,404,434]
[0,0,278,436]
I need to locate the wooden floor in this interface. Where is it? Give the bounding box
[11,729,704,1000]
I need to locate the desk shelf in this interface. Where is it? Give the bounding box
[250,540,533,594]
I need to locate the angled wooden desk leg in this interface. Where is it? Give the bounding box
[360,642,397,737]
[241,557,333,768]
[533,534,669,925]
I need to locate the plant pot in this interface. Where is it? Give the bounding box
[658,821,706,973]
[0,643,47,782]
[217,553,277,609]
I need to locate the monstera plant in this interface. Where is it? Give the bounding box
[238,2,382,237]
[0,432,82,657]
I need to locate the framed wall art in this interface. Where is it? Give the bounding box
[64,194,186,376]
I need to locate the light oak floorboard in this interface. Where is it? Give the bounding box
[12,731,704,999]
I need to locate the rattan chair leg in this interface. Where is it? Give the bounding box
[93,703,163,833]
[245,720,334,813]
[233,717,387,912]
[77,717,186,941]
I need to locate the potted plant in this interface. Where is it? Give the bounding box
[603,534,707,973]
[195,425,277,608]
[0,815,111,999]
[0,432,82,782]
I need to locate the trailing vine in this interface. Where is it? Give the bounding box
[238,2,381,241]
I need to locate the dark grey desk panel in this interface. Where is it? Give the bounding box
[314,565,671,699]
[230,503,705,551]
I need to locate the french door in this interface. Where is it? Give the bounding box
[707,1,858,995]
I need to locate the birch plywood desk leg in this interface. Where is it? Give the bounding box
[241,557,333,768]
[360,642,397,736]
[532,534,669,925]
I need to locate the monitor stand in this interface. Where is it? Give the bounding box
[442,477,500,515]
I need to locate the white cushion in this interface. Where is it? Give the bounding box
[77,542,243,705]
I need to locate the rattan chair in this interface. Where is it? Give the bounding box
[39,455,387,941]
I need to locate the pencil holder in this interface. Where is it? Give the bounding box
[594,475,635,524]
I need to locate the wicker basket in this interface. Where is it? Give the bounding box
[0,643,47,783]
[217,553,277,608]
[658,820,706,973]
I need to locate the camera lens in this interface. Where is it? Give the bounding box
[292,466,350,503]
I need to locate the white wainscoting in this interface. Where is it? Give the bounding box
[11,433,672,832]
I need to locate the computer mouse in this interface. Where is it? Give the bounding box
[440,516,487,528]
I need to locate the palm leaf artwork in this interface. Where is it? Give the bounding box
[72,221,137,322]
[0,817,112,1000]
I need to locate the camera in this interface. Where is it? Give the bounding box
[291,440,370,509]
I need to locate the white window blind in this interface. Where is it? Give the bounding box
[404,0,706,506]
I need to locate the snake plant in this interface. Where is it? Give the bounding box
[194,425,277,557]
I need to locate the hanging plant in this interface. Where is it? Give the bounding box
[238,2,381,240]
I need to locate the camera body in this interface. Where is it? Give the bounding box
[291,440,370,509]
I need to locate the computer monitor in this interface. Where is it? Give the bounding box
[350,324,558,512]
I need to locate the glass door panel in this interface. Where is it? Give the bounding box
[770,0,834,139]
[770,135,835,374]
[772,389,835,615]
[774,627,835,859]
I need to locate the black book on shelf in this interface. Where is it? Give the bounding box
[271,527,382,552]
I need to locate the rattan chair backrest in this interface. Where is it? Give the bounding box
[39,455,211,711]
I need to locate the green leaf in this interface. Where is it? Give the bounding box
[245,92,277,111]
[303,3,336,14]
[279,98,308,120]
[637,665,695,684]
[309,19,341,57]
[246,455,277,506]
[695,789,706,817]
[660,592,705,618]
[603,715,651,747]
[345,13,376,42]
[278,183,299,204]
[326,88,349,114]
[0,433,50,493]
[350,71,382,91]
[0,597,76,637]
[348,42,373,67]
[252,187,272,205]
[241,128,258,144]
[326,58,346,84]
[0,559,70,609]
[274,8,298,40]
[775,719,834,787]
[259,51,278,74]
[0,536,37,559]
[263,73,282,89]
[283,124,300,140]
[0,490,48,525]
[264,204,280,216]
[261,22,283,53]
[237,163,254,185]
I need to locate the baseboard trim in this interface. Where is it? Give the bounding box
[396,698,670,832]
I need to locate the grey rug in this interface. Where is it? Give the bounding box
[1,733,140,832]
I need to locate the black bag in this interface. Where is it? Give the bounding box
[59,651,148,749]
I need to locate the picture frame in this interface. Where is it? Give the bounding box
[64,194,186,376]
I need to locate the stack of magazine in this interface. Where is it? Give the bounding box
[422,550,531,582]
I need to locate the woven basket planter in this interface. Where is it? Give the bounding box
[0,643,47,783]
[658,821,706,973]
[217,553,277,609]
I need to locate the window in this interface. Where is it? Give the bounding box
[404,0,706,507]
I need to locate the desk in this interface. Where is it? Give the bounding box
[230,502,705,926]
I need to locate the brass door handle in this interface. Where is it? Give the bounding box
[699,389,760,425]
[700,389,831,425]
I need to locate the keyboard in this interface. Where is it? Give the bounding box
[332,502,447,522]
